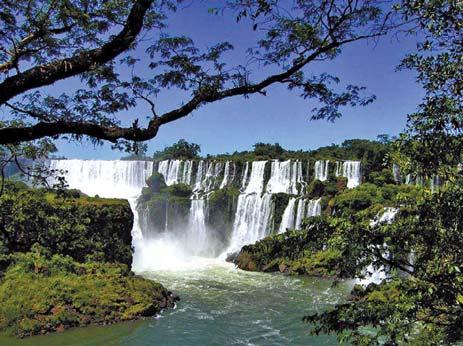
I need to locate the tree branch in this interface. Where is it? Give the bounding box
[0,0,154,105]
[0,32,385,145]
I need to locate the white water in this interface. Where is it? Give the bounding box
[187,198,208,255]
[343,161,361,188]
[244,161,267,194]
[220,161,231,189]
[314,160,329,181]
[227,193,273,252]
[358,208,399,286]
[278,197,297,233]
[50,158,362,270]
[158,160,181,185]
[294,198,307,229]
[266,160,302,194]
[306,198,321,217]
[279,197,322,233]
[240,162,249,191]
[227,161,273,253]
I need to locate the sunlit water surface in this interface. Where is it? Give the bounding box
[0,259,354,346]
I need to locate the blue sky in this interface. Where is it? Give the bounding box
[54,2,423,159]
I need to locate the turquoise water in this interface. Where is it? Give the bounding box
[0,260,353,345]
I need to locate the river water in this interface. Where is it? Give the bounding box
[0,259,353,346]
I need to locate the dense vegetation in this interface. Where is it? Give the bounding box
[153,139,201,161]
[306,183,463,344]
[0,182,177,338]
[0,182,133,266]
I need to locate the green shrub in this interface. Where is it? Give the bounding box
[307,180,325,198]
[161,183,192,198]
[146,172,166,193]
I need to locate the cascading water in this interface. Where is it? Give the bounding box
[50,157,362,269]
[278,197,297,233]
[226,161,273,253]
[358,207,399,286]
[314,160,329,181]
[187,198,208,255]
[220,161,231,189]
[182,160,194,185]
[343,161,361,188]
[306,198,321,217]
[266,160,302,194]
[294,198,306,229]
[240,162,249,191]
[158,160,181,185]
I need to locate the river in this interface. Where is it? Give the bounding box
[0,258,353,345]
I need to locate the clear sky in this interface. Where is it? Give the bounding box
[54,1,423,160]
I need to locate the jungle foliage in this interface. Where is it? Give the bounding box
[234,182,422,279]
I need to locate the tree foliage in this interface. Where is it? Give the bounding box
[153,139,201,160]
[306,183,463,345]
[306,2,463,343]
[394,0,463,178]
[0,0,399,180]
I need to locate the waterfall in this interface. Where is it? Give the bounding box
[49,156,365,268]
[314,160,329,181]
[226,161,272,252]
[158,160,181,185]
[306,198,321,217]
[194,160,205,191]
[278,197,297,233]
[48,159,153,241]
[266,160,302,194]
[157,159,195,186]
[181,160,194,185]
[294,198,307,229]
[279,197,321,234]
[343,161,361,188]
[220,161,231,189]
[244,161,267,193]
[187,198,208,255]
[228,193,273,252]
[359,208,399,286]
[335,162,342,177]
[240,162,249,191]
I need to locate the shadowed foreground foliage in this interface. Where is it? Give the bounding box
[306,183,463,344]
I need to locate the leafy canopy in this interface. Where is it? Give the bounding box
[0,0,400,182]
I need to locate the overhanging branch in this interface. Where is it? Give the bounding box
[0,33,385,146]
[0,0,154,105]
